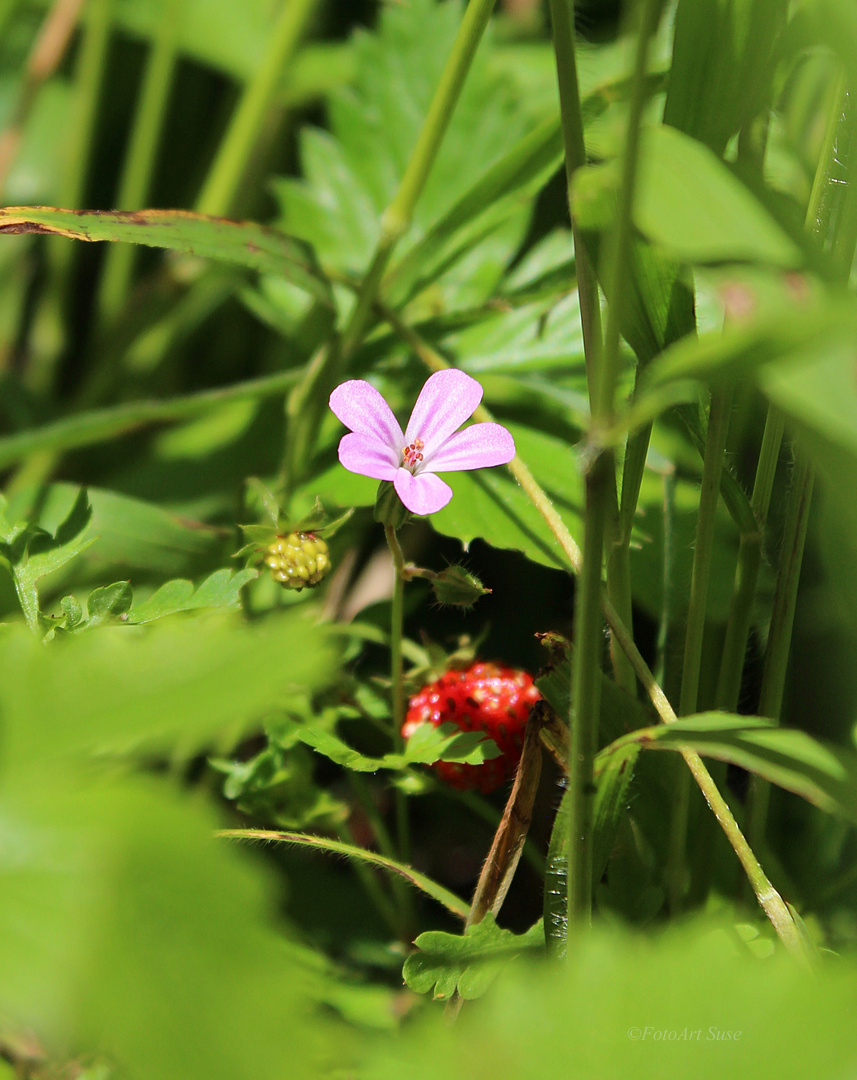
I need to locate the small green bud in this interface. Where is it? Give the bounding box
[373,481,412,530]
[264,532,331,591]
[430,565,490,609]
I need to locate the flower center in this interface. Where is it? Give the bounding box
[402,437,425,471]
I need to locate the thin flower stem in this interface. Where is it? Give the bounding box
[378,308,804,955]
[384,523,410,861]
[716,407,785,711]
[282,0,497,494]
[665,387,733,911]
[749,450,814,843]
[196,0,318,217]
[348,772,414,935]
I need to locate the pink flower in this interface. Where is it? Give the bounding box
[329,370,516,516]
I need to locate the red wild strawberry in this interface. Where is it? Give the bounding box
[402,662,541,794]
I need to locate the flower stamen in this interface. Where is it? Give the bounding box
[402,437,425,470]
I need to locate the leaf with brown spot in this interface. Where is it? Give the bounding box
[0,206,331,303]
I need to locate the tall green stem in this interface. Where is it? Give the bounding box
[546,0,602,371]
[716,408,784,710]
[748,450,814,844]
[97,0,178,324]
[565,0,660,929]
[196,0,317,217]
[27,0,113,397]
[666,388,733,912]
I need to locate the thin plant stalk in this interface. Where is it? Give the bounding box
[96,0,179,325]
[566,0,661,930]
[716,407,785,711]
[384,523,410,862]
[196,0,318,218]
[27,0,113,398]
[0,0,86,192]
[666,387,733,911]
[546,0,603,371]
[748,450,814,843]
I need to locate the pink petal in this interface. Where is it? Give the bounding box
[404,370,483,454]
[393,468,453,516]
[329,380,404,451]
[338,432,399,480]
[423,422,516,473]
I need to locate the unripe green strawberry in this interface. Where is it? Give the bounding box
[264,532,331,590]
[402,662,540,794]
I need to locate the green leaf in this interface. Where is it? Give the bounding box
[6,484,223,584]
[403,914,545,1001]
[575,127,802,267]
[0,206,331,303]
[431,424,584,572]
[273,0,549,308]
[6,489,96,631]
[0,370,300,474]
[606,713,857,824]
[294,717,501,775]
[219,829,469,920]
[664,0,787,156]
[85,581,133,626]
[0,609,337,767]
[127,568,258,623]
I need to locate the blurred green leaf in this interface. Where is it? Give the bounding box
[6,484,223,585]
[0,767,343,1080]
[363,921,857,1080]
[0,608,336,767]
[403,914,544,1001]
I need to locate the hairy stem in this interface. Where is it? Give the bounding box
[384,524,410,861]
